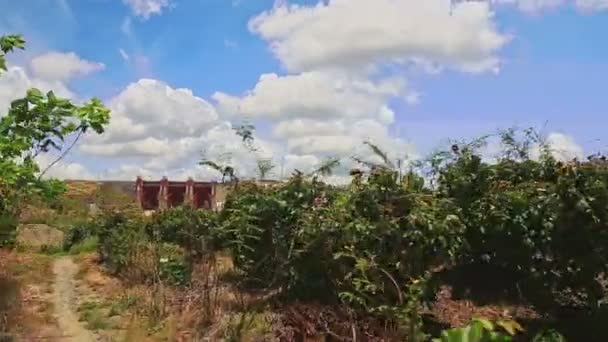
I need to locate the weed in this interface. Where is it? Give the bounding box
[108,294,139,317]
[78,301,113,330]
[69,236,98,255]
[82,309,112,330]
[222,311,273,342]
[38,244,65,255]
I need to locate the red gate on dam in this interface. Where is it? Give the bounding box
[135,177,216,211]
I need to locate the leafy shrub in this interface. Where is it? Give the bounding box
[433,318,523,342]
[220,176,335,291]
[0,215,17,247]
[221,168,464,338]
[95,211,151,279]
[68,236,98,255]
[63,220,97,251]
[436,132,608,309]
[146,206,220,268]
[159,257,189,286]
[532,329,567,342]
[314,169,463,336]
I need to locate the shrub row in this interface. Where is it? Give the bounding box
[71,133,608,340]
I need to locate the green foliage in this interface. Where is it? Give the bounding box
[95,212,149,275]
[0,34,25,72]
[221,175,336,292]
[214,131,608,338]
[433,319,522,342]
[0,34,110,246]
[146,206,220,264]
[63,220,97,251]
[68,236,98,255]
[532,329,567,342]
[221,164,464,339]
[435,130,608,309]
[159,256,189,286]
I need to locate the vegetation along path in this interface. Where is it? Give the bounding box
[52,256,97,342]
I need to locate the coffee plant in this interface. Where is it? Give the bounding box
[435,131,608,310]
[77,128,607,340]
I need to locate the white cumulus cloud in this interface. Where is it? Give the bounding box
[80,79,283,180]
[29,52,105,81]
[123,0,173,19]
[36,154,95,180]
[249,0,509,73]
[545,132,585,161]
[213,71,408,123]
[528,132,585,162]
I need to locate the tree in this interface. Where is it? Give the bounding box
[199,160,238,183]
[233,122,256,152]
[0,34,110,245]
[256,158,275,180]
[309,157,340,177]
[353,141,395,170]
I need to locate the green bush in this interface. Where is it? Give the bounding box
[159,257,189,286]
[433,318,522,342]
[146,206,220,263]
[220,168,464,338]
[0,215,17,247]
[63,220,97,251]
[95,211,150,277]
[436,132,608,309]
[220,176,336,291]
[68,236,98,255]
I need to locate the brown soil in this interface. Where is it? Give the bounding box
[52,256,97,342]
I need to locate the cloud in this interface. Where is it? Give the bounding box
[213,71,409,123]
[576,0,608,11]
[56,0,75,19]
[121,17,133,37]
[213,69,417,177]
[82,79,218,147]
[29,52,105,81]
[79,79,272,180]
[544,132,585,161]
[36,153,95,180]
[526,132,585,162]
[119,48,130,61]
[249,0,508,74]
[492,0,564,13]
[123,0,173,19]
[492,0,608,12]
[0,66,73,114]
[78,75,416,182]
[224,39,239,50]
[89,121,282,181]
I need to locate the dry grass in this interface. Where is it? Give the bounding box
[73,250,279,341]
[0,250,61,341]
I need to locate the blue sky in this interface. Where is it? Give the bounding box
[0,0,607,181]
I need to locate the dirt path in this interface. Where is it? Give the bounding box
[52,256,97,342]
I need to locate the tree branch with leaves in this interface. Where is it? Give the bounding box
[0,34,110,245]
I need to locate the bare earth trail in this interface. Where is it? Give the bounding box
[52,256,97,342]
